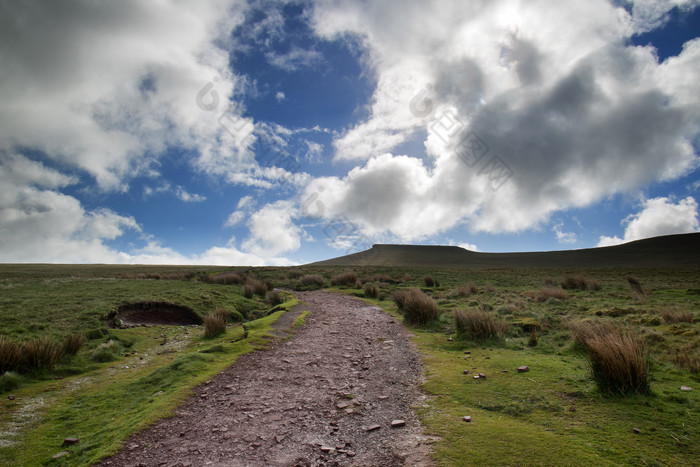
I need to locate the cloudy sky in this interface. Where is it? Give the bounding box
[1,0,699,265]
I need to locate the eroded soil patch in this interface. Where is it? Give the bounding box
[101,291,433,466]
[114,301,203,327]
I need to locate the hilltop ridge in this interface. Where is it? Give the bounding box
[309,232,700,269]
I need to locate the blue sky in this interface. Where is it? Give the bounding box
[1,0,699,265]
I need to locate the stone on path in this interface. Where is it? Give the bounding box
[52,451,71,459]
[391,419,406,428]
[517,366,530,373]
[365,424,381,432]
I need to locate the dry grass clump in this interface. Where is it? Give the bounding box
[568,320,649,394]
[671,339,700,373]
[454,309,506,341]
[204,272,242,285]
[458,282,478,297]
[21,337,64,371]
[287,269,304,279]
[331,271,358,287]
[245,278,268,297]
[660,308,692,324]
[393,288,438,326]
[243,284,255,299]
[364,283,379,299]
[536,287,569,301]
[627,276,646,303]
[0,336,23,373]
[267,290,283,306]
[561,276,588,290]
[204,312,227,338]
[300,274,325,288]
[587,279,601,291]
[63,333,84,355]
[423,275,437,287]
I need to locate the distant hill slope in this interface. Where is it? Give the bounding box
[309,233,700,269]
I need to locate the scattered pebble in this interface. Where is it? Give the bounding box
[62,437,80,446]
[463,416,472,422]
[680,386,692,391]
[391,419,406,428]
[52,451,71,460]
[633,427,641,434]
[517,366,530,373]
[365,424,381,432]
[463,369,469,375]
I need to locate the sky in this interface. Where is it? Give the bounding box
[1,0,699,265]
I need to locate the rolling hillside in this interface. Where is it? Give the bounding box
[309,233,700,269]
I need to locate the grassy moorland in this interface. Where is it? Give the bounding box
[252,264,699,466]
[0,264,298,465]
[0,251,698,465]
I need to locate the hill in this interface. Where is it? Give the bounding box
[309,232,700,269]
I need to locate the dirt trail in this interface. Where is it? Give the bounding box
[101,291,434,467]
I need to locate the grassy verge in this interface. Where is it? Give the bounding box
[341,287,698,466]
[0,286,298,466]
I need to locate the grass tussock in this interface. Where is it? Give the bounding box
[299,274,325,288]
[330,271,358,287]
[535,287,569,301]
[660,308,692,324]
[458,282,478,297]
[454,309,506,341]
[205,271,242,285]
[671,339,700,373]
[393,288,438,326]
[267,290,283,306]
[63,333,84,355]
[423,275,439,287]
[89,340,123,363]
[21,337,64,371]
[364,283,379,299]
[0,336,23,373]
[627,276,646,302]
[0,371,22,393]
[243,284,255,299]
[561,276,588,290]
[245,278,268,297]
[287,269,304,279]
[204,312,227,338]
[568,320,649,394]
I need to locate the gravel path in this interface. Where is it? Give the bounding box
[100,291,434,466]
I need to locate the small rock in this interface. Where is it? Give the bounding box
[52,451,71,459]
[345,408,354,414]
[478,373,486,379]
[346,450,356,457]
[320,445,334,452]
[127,443,139,451]
[447,337,453,342]
[517,366,530,373]
[568,406,576,412]
[275,435,285,443]
[336,402,350,409]
[485,356,490,360]
[464,351,471,354]
[366,424,381,432]
[62,437,80,446]
[464,355,472,359]
[463,416,472,422]
[502,369,508,373]
[463,369,469,375]
[473,375,480,379]
[8,395,15,400]
[377,395,389,400]
[633,427,641,434]
[391,420,406,428]
[680,386,692,391]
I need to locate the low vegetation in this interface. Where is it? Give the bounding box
[454,308,506,341]
[0,263,698,466]
[330,271,358,287]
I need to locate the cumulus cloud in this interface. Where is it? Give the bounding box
[598,196,699,246]
[304,0,699,241]
[0,0,255,190]
[242,201,302,256]
[552,222,578,244]
[175,187,207,203]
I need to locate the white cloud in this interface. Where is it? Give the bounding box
[0,0,255,190]
[276,91,286,102]
[458,242,479,252]
[552,222,578,244]
[304,0,700,241]
[598,196,699,246]
[175,186,207,203]
[242,201,302,256]
[628,0,700,33]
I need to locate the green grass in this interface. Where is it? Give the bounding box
[1,263,699,466]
